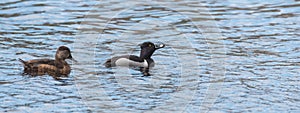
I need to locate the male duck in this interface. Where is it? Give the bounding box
[104,42,165,75]
[19,46,76,78]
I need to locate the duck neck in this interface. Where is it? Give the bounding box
[55,59,71,75]
[140,50,153,59]
[55,58,67,65]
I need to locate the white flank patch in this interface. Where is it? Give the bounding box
[115,58,148,67]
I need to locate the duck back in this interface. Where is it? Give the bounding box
[19,58,70,77]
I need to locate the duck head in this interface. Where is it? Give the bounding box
[55,46,77,62]
[139,42,165,59]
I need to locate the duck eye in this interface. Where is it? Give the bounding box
[149,44,152,47]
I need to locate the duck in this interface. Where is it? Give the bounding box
[19,46,76,78]
[104,42,165,75]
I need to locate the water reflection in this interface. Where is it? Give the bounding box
[0,0,299,112]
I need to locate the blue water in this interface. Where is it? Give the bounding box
[0,0,299,112]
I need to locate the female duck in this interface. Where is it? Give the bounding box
[104,42,165,75]
[19,46,76,78]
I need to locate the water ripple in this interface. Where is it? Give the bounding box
[0,0,299,112]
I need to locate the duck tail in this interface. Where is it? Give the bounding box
[18,58,30,73]
[104,59,112,67]
[18,58,27,65]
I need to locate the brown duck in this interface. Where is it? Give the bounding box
[19,46,76,78]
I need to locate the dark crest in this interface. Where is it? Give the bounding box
[140,42,155,49]
[58,46,71,52]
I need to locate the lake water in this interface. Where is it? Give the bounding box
[0,0,299,112]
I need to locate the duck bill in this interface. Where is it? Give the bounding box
[68,55,78,63]
[155,42,165,50]
[70,58,78,63]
